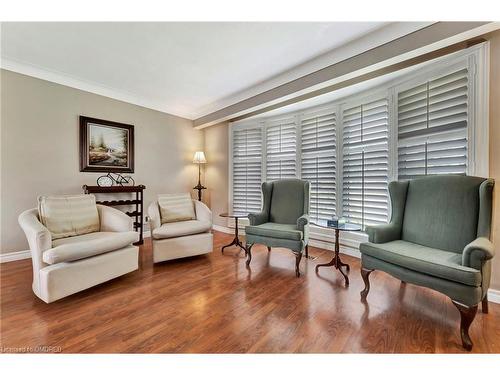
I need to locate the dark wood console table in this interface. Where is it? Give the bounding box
[82,185,146,245]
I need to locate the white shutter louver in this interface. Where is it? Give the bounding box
[398,68,468,180]
[266,118,297,181]
[342,98,389,227]
[232,127,263,215]
[300,111,336,221]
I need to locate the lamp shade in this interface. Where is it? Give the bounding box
[193,151,207,164]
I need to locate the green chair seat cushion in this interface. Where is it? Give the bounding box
[359,240,481,287]
[245,223,303,241]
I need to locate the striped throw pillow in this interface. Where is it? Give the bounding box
[158,193,195,224]
[38,195,100,240]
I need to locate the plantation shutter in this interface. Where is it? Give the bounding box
[342,98,389,226]
[266,118,297,181]
[232,127,263,215]
[398,68,469,180]
[300,110,336,221]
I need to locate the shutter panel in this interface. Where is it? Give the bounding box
[342,98,389,226]
[300,111,336,221]
[232,127,263,215]
[398,68,468,180]
[266,118,297,181]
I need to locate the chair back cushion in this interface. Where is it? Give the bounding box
[38,194,100,240]
[269,179,307,224]
[158,193,196,224]
[401,175,485,253]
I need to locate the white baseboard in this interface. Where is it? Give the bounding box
[0,250,31,263]
[488,288,500,304]
[212,224,235,234]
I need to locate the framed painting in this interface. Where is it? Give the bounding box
[79,116,134,172]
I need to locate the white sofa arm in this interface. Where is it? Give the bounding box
[18,208,52,254]
[194,200,212,224]
[148,201,162,232]
[97,204,133,232]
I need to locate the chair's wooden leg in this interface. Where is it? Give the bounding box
[360,268,373,300]
[482,294,489,314]
[245,244,253,267]
[267,246,271,252]
[305,245,309,258]
[295,252,302,277]
[452,300,478,351]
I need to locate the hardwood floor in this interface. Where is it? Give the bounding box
[1,230,499,353]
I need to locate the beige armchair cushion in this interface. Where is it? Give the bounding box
[152,220,211,239]
[44,231,139,264]
[158,193,195,224]
[38,195,100,239]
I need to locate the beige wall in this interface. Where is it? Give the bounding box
[487,31,500,290]
[203,122,229,227]
[0,70,203,254]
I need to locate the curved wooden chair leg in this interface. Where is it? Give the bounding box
[295,252,303,277]
[305,245,309,258]
[267,246,271,252]
[360,268,373,300]
[245,244,253,267]
[452,300,478,351]
[482,294,489,314]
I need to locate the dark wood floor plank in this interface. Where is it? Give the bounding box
[1,230,499,353]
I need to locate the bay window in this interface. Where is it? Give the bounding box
[229,44,488,232]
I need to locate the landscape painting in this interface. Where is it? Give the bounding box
[80,116,134,172]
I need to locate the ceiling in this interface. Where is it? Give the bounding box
[1,22,394,119]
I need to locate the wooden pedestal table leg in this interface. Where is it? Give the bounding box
[315,228,350,286]
[221,217,246,253]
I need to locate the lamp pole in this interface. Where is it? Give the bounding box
[193,151,207,201]
[193,162,206,201]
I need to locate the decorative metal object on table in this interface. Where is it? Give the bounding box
[82,184,146,245]
[219,212,247,254]
[311,218,362,286]
[192,151,207,201]
[96,172,135,187]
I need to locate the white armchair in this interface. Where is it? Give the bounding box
[18,204,139,303]
[148,199,213,263]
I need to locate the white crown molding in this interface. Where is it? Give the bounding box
[0,58,194,120]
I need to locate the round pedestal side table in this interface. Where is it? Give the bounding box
[311,220,362,286]
[219,212,248,253]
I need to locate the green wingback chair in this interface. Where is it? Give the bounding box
[245,179,310,277]
[359,175,495,351]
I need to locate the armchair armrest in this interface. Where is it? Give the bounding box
[366,223,400,244]
[97,205,133,232]
[18,208,52,253]
[248,211,267,226]
[194,200,212,224]
[462,237,495,269]
[147,202,162,232]
[297,214,309,231]
[297,214,310,242]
